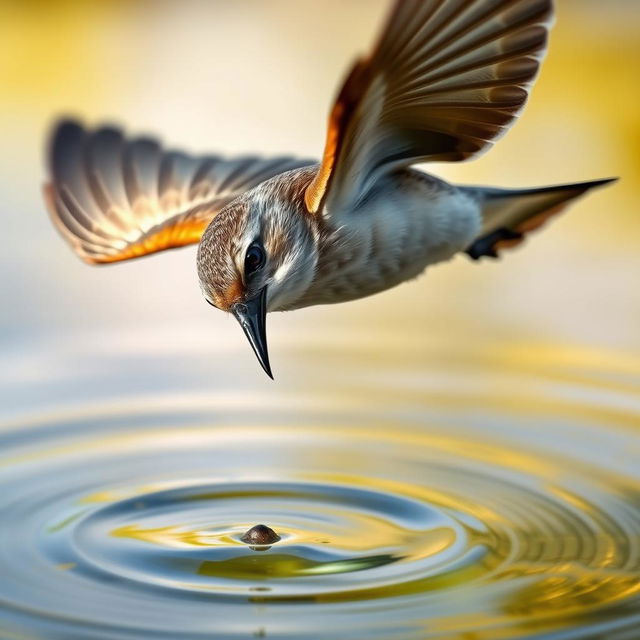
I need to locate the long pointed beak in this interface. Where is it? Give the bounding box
[231,287,273,379]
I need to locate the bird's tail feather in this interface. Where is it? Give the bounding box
[462,178,617,260]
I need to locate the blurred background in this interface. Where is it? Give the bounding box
[1,1,639,420]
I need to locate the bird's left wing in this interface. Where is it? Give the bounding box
[305,0,553,215]
[44,120,312,264]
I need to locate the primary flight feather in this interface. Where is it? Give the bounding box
[44,0,615,378]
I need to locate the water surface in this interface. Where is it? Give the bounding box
[1,334,638,639]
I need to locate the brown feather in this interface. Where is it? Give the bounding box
[305,59,371,214]
[45,119,313,265]
[306,0,553,214]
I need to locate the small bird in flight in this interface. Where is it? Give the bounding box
[44,0,614,378]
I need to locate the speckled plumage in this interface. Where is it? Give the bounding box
[197,167,318,311]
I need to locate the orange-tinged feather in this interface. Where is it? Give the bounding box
[88,219,208,264]
[516,202,568,234]
[305,0,552,215]
[215,279,243,311]
[305,103,343,213]
[305,59,370,214]
[493,203,571,256]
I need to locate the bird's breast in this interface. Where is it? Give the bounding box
[295,171,481,308]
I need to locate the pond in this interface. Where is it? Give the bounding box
[1,329,639,638]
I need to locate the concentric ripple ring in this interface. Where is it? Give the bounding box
[0,349,639,639]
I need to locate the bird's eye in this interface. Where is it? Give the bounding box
[245,244,265,276]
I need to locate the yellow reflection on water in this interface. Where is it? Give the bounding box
[112,523,225,548]
[502,564,640,617]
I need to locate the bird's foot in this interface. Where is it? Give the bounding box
[465,227,523,260]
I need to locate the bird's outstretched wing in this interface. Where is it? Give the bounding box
[45,120,312,264]
[305,0,553,215]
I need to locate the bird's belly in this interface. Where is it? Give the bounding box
[297,173,481,307]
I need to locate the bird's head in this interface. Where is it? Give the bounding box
[196,173,318,378]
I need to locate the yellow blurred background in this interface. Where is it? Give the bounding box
[1,0,639,414]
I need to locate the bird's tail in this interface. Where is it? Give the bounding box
[462,178,617,260]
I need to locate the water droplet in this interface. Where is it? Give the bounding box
[241,524,281,546]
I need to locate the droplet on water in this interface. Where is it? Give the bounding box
[241,524,281,546]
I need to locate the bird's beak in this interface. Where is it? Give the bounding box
[231,287,272,379]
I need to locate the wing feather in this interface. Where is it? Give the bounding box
[305,0,553,214]
[45,120,313,264]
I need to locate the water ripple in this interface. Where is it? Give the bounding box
[0,344,639,639]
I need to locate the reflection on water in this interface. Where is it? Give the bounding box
[0,334,638,639]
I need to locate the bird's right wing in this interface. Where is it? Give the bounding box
[305,0,553,215]
[44,120,313,264]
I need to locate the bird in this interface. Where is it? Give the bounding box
[44,0,615,379]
